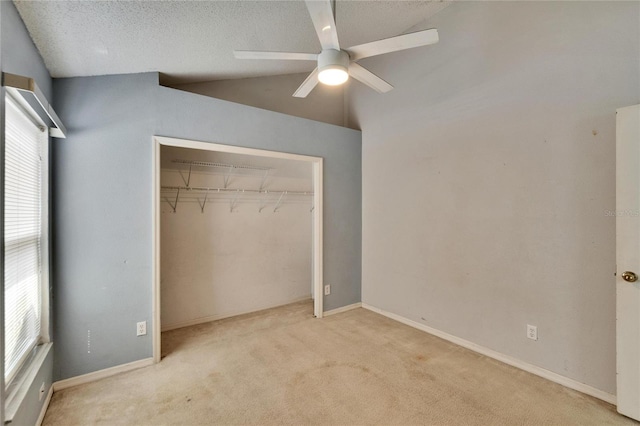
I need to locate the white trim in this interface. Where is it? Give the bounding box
[40,123,51,345]
[52,358,154,392]
[362,303,616,405]
[35,385,53,426]
[161,297,312,332]
[154,136,322,163]
[152,138,161,363]
[313,159,323,319]
[323,302,361,317]
[152,136,324,361]
[4,343,53,423]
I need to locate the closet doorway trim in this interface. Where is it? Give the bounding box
[152,136,324,363]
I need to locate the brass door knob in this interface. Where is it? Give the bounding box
[622,271,638,282]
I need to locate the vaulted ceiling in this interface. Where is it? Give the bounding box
[14,0,450,84]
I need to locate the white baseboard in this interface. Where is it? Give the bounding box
[362,303,616,405]
[161,297,312,332]
[36,384,53,426]
[53,358,154,392]
[323,302,362,317]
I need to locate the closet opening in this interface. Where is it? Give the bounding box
[152,136,323,362]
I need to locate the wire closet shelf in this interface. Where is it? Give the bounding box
[161,159,314,213]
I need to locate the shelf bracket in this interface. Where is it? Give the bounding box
[258,190,269,213]
[273,191,287,213]
[197,189,209,213]
[258,169,270,192]
[179,164,193,188]
[223,165,234,189]
[230,189,242,213]
[164,188,180,213]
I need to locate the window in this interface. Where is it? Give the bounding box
[4,93,49,384]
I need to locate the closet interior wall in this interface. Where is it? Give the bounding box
[160,146,313,331]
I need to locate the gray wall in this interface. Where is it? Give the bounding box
[1,1,54,424]
[173,73,348,128]
[52,75,361,381]
[350,1,640,395]
[52,73,157,380]
[2,1,51,100]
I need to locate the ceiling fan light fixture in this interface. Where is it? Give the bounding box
[317,49,350,86]
[318,66,348,85]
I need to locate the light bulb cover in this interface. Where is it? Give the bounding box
[317,49,350,86]
[318,67,349,85]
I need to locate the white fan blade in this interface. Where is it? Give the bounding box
[305,0,340,51]
[348,63,393,93]
[346,28,439,61]
[293,68,319,98]
[234,51,318,61]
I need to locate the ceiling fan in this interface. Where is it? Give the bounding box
[233,0,439,98]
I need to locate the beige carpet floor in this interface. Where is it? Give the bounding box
[43,300,634,425]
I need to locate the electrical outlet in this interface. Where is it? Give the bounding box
[137,321,147,336]
[527,324,538,341]
[38,382,45,401]
[324,284,331,296]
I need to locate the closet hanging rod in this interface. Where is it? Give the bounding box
[161,185,313,196]
[172,160,272,171]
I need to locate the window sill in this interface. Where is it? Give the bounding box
[4,342,53,424]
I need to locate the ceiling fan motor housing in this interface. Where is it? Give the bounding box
[318,49,350,79]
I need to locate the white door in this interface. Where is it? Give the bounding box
[616,104,640,420]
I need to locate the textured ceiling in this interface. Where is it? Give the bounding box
[14,0,450,84]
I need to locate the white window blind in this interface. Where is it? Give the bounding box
[4,94,45,383]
